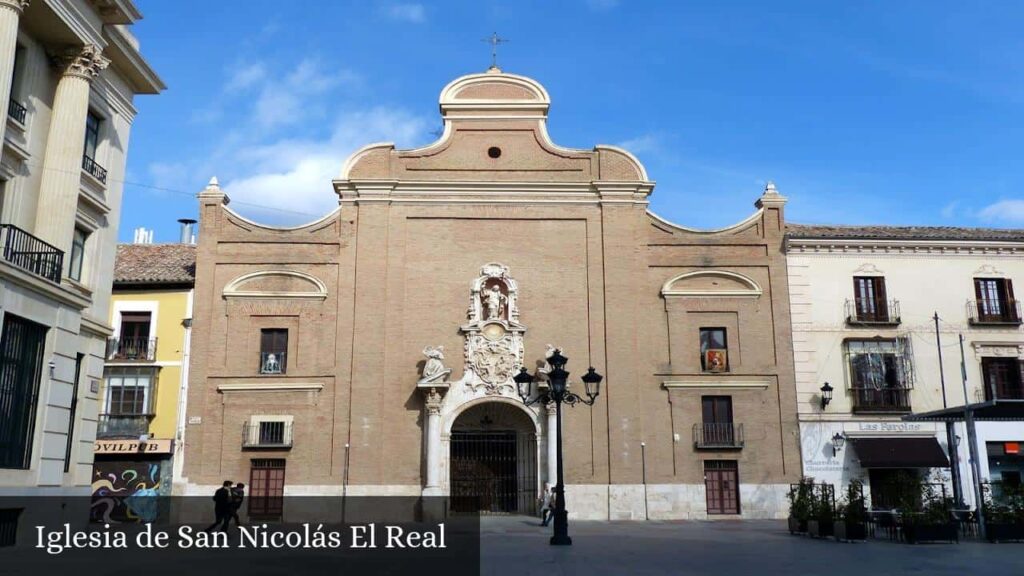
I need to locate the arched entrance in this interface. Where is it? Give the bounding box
[449,401,537,515]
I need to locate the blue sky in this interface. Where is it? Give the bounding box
[123,0,1024,242]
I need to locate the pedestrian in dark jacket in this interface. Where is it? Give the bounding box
[228,483,246,527]
[204,480,233,533]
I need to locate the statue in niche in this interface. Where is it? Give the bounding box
[418,346,452,384]
[482,284,508,321]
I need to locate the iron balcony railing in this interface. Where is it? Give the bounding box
[845,299,901,325]
[693,423,744,449]
[82,154,107,184]
[96,414,153,438]
[851,387,912,413]
[259,351,286,375]
[7,98,26,124]
[0,224,64,283]
[242,422,293,449]
[106,337,158,361]
[967,299,1022,325]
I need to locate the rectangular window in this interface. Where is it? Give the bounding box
[113,312,154,360]
[258,421,286,445]
[974,278,1018,323]
[260,329,288,374]
[699,328,728,372]
[84,112,101,161]
[981,357,1024,401]
[846,339,914,412]
[853,276,889,322]
[69,227,86,282]
[64,354,84,473]
[103,367,155,415]
[0,314,48,469]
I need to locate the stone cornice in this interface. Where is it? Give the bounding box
[51,44,110,81]
[786,237,1024,256]
[334,179,652,206]
[0,261,91,310]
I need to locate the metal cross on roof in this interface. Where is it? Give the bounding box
[481,32,508,70]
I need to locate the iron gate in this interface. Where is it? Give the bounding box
[450,431,536,515]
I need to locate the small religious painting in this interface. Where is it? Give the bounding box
[705,349,728,373]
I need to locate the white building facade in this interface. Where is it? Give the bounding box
[787,224,1024,509]
[0,0,162,497]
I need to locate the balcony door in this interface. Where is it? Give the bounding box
[853,276,888,322]
[974,278,1016,322]
[701,396,734,446]
[117,312,152,360]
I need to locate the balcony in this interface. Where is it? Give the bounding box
[851,387,912,414]
[0,224,64,283]
[7,98,26,124]
[259,351,286,375]
[106,337,158,362]
[242,422,293,449]
[693,423,744,449]
[97,414,153,439]
[82,154,107,184]
[967,299,1022,326]
[845,299,901,326]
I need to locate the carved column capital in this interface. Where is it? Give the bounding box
[0,0,29,15]
[545,402,557,415]
[51,44,110,80]
[424,388,444,415]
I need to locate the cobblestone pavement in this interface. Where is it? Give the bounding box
[480,516,1021,576]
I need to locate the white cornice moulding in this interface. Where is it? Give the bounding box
[217,383,324,393]
[662,380,770,390]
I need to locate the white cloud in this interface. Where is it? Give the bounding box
[384,3,426,23]
[221,107,429,224]
[615,134,659,156]
[225,62,266,93]
[978,199,1024,224]
[940,200,958,219]
[253,58,361,130]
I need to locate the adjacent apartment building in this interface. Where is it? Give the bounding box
[787,224,1024,509]
[181,68,801,520]
[93,224,195,503]
[0,0,163,502]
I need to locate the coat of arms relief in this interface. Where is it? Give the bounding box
[461,263,527,395]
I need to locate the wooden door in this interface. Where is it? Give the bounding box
[249,459,286,520]
[705,461,740,515]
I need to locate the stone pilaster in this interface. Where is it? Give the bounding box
[422,388,444,494]
[0,1,29,147]
[33,44,109,274]
[546,402,557,487]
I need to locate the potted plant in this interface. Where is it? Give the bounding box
[984,482,1024,543]
[787,478,814,534]
[834,479,868,542]
[902,488,957,544]
[808,486,835,539]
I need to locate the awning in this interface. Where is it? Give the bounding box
[848,437,950,468]
[902,399,1024,422]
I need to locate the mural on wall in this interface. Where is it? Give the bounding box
[91,461,163,523]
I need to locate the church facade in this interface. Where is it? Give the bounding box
[180,69,801,519]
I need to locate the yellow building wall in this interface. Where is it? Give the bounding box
[107,289,191,440]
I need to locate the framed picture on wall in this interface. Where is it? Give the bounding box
[705,349,728,373]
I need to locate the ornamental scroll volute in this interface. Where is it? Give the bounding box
[461,263,526,395]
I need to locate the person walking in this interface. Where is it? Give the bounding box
[204,480,233,533]
[540,483,554,527]
[228,482,246,527]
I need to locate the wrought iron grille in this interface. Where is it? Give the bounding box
[96,414,153,438]
[693,423,744,449]
[968,299,1022,325]
[0,224,64,283]
[851,387,912,413]
[0,314,47,469]
[242,421,293,449]
[259,352,286,375]
[106,337,158,361]
[845,298,901,325]
[450,430,536,515]
[82,154,108,183]
[7,99,26,124]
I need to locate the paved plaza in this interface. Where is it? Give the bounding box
[480,517,1022,576]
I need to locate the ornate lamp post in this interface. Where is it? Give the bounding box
[514,349,602,546]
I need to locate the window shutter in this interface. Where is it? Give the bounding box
[874,278,888,317]
[974,279,984,301]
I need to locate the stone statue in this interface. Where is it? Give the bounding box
[482,285,507,320]
[538,344,559,381]
[418,345,452,384]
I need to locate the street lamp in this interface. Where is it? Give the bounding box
[820,382,833,410]
[514,350,602,546]
[831,432,845,457]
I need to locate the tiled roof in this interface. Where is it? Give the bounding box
[786,223,1024,242]
[113,244,196,286]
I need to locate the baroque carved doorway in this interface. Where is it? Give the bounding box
[449,402,537,515]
